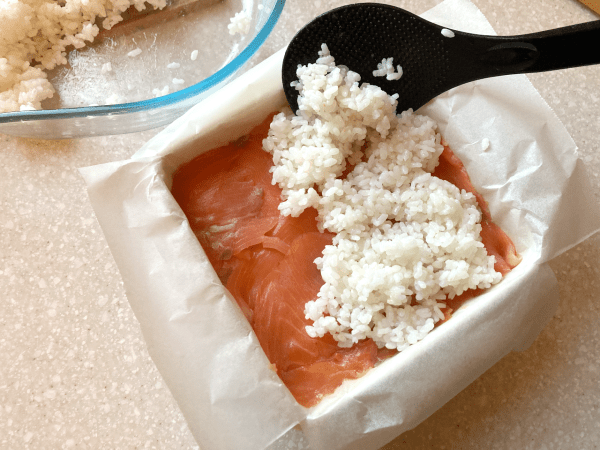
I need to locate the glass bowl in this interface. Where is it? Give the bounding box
[0,0,285,139]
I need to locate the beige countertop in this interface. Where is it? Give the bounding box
[1,0,600,448]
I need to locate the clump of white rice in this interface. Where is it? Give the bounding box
[0,0,167,113]
[228,10,252,35]
[263,44,501,352]
[152,85,170,97]
[373,57,403,80]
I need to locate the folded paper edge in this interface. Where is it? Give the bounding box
[79,159,306,450]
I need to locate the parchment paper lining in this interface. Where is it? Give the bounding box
[80,1,600,449]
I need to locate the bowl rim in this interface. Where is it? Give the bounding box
[0,0,286,124]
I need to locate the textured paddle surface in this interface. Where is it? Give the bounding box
[282,3,451,113]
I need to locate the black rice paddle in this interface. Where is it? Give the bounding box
[282,3,600,113]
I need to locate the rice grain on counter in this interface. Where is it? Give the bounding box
[127,48,143,57]
[263,44,502,351]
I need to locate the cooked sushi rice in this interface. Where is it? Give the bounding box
[0,0,167,112]
[263,44,501,351]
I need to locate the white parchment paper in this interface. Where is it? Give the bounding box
[80,1,600,449]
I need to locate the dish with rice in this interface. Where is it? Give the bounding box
[171,44,521,407]
[0,0,254,113]
[0,0,166,112]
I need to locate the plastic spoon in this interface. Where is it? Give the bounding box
[282,3,600,113]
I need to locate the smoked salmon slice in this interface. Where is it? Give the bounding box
[225,247,284,320]
[171,126,282,281]
[171,116,520,408]
[253,232,338,371]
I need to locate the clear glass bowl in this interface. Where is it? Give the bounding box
[0,0,285,139]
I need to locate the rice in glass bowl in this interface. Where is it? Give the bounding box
[0,0,285,139]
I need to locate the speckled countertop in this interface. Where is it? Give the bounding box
[1,0,600,449]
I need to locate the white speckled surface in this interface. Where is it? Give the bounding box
[1,1,599,449]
